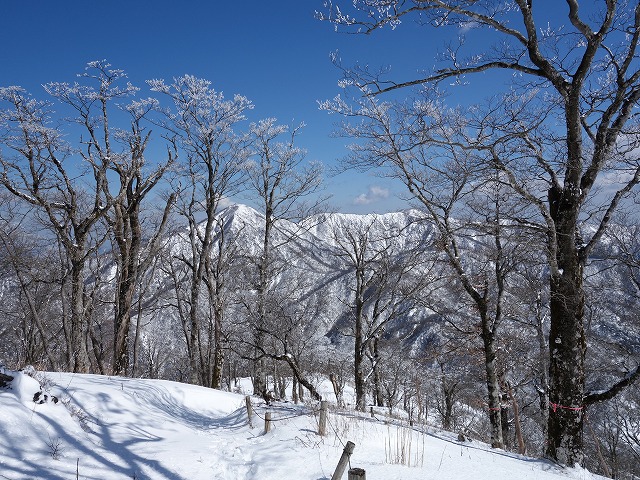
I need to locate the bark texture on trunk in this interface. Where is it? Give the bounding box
[546,267,586,465]
[546,176,586,465]
[112,199,141,376]
[70,258,90,373]
[481,309,504,449]
[354,274,367,411]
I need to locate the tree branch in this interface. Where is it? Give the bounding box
[369,61,546,96]
[584,364,640,405]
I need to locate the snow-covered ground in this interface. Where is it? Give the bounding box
[0,368,603,480]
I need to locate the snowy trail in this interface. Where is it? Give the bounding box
[0,370,604,480]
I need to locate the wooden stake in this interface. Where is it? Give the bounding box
[245,396,253,428]
[348,467,366,480]
[319,400,328,436]
[331,441,355,480]
[264,411,272,433]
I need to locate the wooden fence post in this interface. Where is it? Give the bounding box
[348,468,366,480]
[245,396,253,428]
[264,411,272,433]
[319,400,328,436]
[331,441,355,480]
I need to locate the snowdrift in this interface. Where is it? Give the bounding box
[0,367,604,480]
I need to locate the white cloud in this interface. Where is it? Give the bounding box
[353,185,390,205]
[458,20,480,34]
[218,196,235,209]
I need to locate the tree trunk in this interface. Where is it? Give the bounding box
[253,212,271,399]
[112,202,142,376]
[212,334,225,389]
[113,264,136,376]
[292,376,299,404]
[480,308,504,449]
[371,337,384,407]
[70,258,90,373]
[188,295,201,384]
[277,354,323,402]
[354,327,366,411]
[354,270,366,411]
[440,365,455,431]
[330,373,345,408]
[546,267,586,465]
[508,383,526,455]
[546,179,586,466]
[211,280,225,388]
[252,346,267,398]
[501,395,510,450]
[534,292,550,445]
[132,290,143,377]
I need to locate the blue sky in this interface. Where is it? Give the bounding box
[1,0,439,213]
[2,1,596,214]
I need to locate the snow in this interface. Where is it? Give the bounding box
[0,368,605,480]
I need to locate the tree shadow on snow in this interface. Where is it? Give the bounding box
[38,406,178,479]
[1,377,243,479]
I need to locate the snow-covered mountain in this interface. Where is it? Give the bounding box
[167,203,444,348]
[157,203,640,356]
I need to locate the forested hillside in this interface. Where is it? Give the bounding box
[1,199,639,477]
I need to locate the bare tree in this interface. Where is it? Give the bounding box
[333,219,381,411]
[149,75,252,385]
[0,61,136,372]
[240,118,325,399]
[243,273,327,402]
[330,215,427,411]
[106,97,176,376]
[323,90,537,446]
[204,215,242,388]
[321,1,640,465]
[0,197,60,368]
[324,346,351,408]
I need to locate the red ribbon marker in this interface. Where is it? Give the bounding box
[549,402,584,413]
